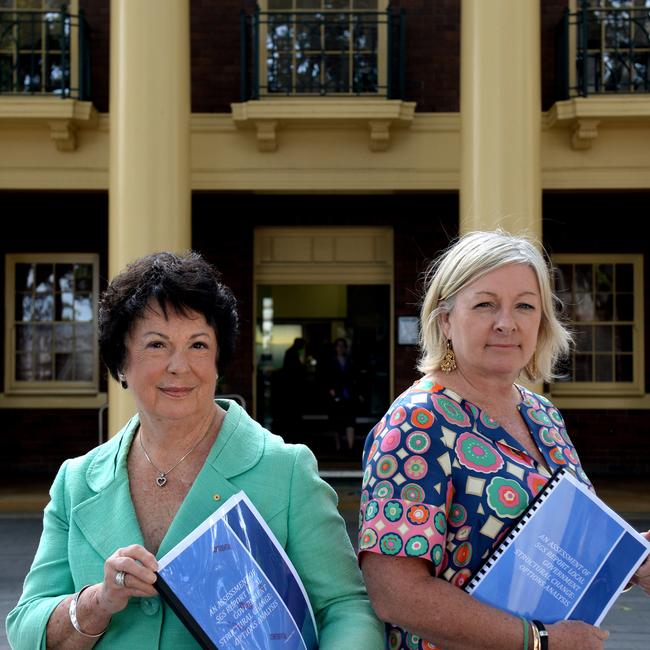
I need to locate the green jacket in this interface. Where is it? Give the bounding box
[7,399,383,649]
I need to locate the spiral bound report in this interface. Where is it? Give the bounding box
[465,467,649,625]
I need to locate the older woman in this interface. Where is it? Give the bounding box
[7,251,384,649]
[358,231,650,650]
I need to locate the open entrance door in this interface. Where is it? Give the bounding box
[254,227,393,467]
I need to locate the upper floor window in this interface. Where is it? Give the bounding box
[4,253,99,395]
[552,254,644,396]
[0,0,89,99]
[241,1,405,99]
[560,0,650,96]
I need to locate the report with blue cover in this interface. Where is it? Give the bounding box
[155,492,318,650]
[466,467,650,625]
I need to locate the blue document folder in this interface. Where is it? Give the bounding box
[155,492,318,650]
[466,468,650,625]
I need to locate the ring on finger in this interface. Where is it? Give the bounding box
[115,570,126,588]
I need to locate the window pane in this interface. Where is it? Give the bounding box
[74,294,93,321]
[74,264,93,292]
[45,54,66,93]
[595,324,612,351]
[354,0,378,8]
[33,292,54,321]
[595,264,613,292]
[324,14,349,51]
[55,352,73,380]
[575,264,593,293]
[354,15,377,50]
[55,264,74,292]
[54,323,73,352]
[595,292,613,320]
[298,0,321,9]
[555,264,573,318]
[75,352,93,381]
[56,291,74,320]
[354,53,377,91]
[595,354,613,382]
[296,54,321,91]
[574,354,593,381]
[15,292,33,321]
[615,293,634,321]
[615,354,633,381]
[267,53,292,92]
[296,14,320,51]
[35,264,53,292]
[15,263,34,290]
[614,325,633,352]
[268,15,293,51]
[574,325,593,352]
[324,54,348,91]
[35,351,52,379]
[616,263,633,292]
[76,322,93,351]
[15,352,33,381]
[16,324,33,352]
[18,13,42,49]
[44,11,65,52]
[35,323,51,351]
[575,293,595,321]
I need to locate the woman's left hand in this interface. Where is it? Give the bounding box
[632,530,650,596]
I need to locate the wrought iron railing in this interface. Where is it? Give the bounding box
[557,1,650,98]
[0,8,91,99]
[240,6,405,100]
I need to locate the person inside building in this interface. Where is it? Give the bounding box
[325,337,358,452]
[357,230,650,650]
[7,251,384,649]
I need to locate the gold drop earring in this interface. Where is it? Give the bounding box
[440,339,457,373]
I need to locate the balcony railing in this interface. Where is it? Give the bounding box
[0,8,91,100]
[240,6,405,100]
[557,1,650,98]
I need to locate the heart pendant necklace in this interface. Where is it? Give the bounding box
[138,412,216,488]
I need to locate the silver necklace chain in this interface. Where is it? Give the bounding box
[139,413,216,487]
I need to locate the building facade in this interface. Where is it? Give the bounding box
[1,0,650,479]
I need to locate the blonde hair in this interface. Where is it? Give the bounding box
[418,230,571,383]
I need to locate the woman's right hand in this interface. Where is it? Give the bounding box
[97,544,158,616]
[546,620,609,649]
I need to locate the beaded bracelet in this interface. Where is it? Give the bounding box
[69,585,108,639]
[532,620,549,650]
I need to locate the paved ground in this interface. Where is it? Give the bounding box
[2,480,649,649]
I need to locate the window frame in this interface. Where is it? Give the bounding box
[257,0,388,98]
[567,0,650,96]
[4,252,100,396]
[0,0,80,97]
[550,253,644,397]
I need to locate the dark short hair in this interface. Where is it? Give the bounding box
[99,251,238,381]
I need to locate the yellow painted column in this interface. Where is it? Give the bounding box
[108,0,191,436]
[460,0,541,239]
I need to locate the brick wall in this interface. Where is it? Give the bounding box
[541,0,569,110]
[390,0,460,112]
[80,0,110,112]
[76,1,567,115]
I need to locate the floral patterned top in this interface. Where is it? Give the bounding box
[358,377,591,650]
